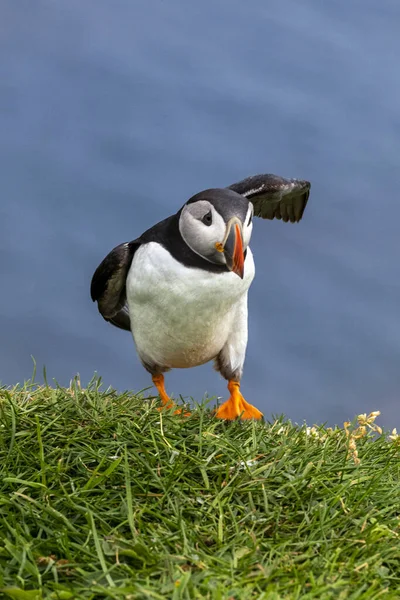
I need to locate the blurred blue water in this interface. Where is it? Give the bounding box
[1,0,400,428]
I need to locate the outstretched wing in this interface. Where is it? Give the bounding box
[228,174,311,223]
[90,241,139,331]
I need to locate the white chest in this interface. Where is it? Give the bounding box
[126,242,255,369]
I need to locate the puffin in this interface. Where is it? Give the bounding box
[90,173,311,420]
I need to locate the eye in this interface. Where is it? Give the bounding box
[202,211,212,226]
[248,212,253,226]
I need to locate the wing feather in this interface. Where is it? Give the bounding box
[90,241,139,331]
[228,174,311,223]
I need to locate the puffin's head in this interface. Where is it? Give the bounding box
[178,188,253,278]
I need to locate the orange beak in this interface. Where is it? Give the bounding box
[222,221,245,279]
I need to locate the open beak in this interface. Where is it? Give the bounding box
[221,219,245,279]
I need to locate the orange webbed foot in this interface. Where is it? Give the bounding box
[173,407,191,417]
[215,400,240,420]
[239,397,264,420]
[215,380,263,421]
[152,374,190,417]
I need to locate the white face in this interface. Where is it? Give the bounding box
[179,200,253,265]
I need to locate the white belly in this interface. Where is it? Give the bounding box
[126,242,255,369]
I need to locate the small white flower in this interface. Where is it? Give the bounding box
[305,426,320,438]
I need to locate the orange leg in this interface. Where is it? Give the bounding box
[152,374,174,409]
[152,374,190,416]
[215,380,263,420]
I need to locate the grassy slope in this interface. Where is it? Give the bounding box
[0,378,400,600]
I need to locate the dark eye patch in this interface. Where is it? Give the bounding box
[248,212,253,226]
[202,211,212,226]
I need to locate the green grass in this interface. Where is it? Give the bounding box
[1,377,400,599]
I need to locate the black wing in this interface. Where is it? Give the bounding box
[228,174,311,223]
[90,241,139,331]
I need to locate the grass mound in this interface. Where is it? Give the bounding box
[0,378,400,599]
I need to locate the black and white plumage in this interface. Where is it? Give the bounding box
[91,173,311,420]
